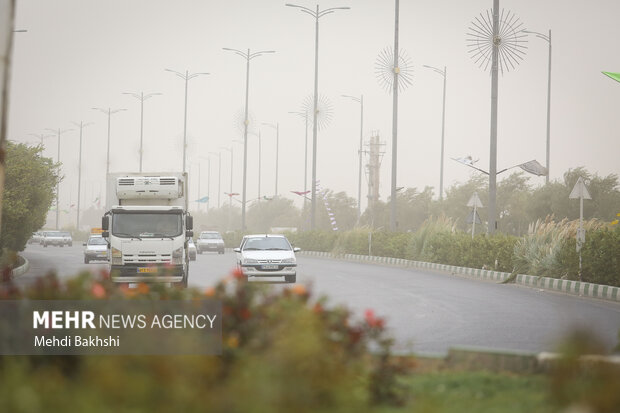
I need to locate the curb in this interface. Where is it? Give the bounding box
[409,346,620,374]
[10,256,30,278]
[298,251,620,303]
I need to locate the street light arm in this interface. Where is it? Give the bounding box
[165,68,186,79]
[341,94,361,103]
[423,65,445,76]
[249,50,276,60]
[451,157,489,175]
[285,3,316,15]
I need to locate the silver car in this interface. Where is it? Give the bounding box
[196,231,225,254]
[83,235,108,263]
[42,231,72,247]
[234,234,300,283]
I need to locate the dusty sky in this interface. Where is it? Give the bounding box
[7,0,620,224]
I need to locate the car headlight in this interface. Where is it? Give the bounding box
[243,258,258,265]
[281,258,295,264]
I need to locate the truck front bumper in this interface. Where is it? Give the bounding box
[110,264,185,283]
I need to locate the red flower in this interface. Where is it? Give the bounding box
[232,267,245,280]
[91,282,106,299]
[239,308,251,320]
[364,309,384,329]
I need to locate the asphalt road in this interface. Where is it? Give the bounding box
[17,243,620,355]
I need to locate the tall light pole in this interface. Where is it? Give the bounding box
[262,122,279,197]
[289,110,309,207]
[71,121,93,231]
[92,107,126,177]
[466,1,527,233]
[342,94,364,221]
[220,145,233,205]
[122,91,162,172]
[286,3,350,229]
[221,145,234,231]
[422,65,447,200]
[165,69,210,174]
[523,29,552,185]
[45,127,73,229]
[223,47,275,232]
[209,151,222,208]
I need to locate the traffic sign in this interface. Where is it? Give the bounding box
[467,192,484,208]
[569,177,592,200]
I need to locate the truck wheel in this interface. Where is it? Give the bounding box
[285,274,296,283]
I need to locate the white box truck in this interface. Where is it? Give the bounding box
[101,172,193,287]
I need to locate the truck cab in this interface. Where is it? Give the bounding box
[102,173,192,287]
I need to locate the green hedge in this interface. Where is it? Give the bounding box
[290,223,619,286]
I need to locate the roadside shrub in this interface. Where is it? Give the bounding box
[286,230,338,252]
[0,270,407,411]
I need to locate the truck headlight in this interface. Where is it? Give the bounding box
[111,247,122,265]
[172,247,184,264]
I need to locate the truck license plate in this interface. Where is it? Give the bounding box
[261,265,278,270]
[138,267,157,273]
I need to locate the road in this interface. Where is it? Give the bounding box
[16,243,620,355]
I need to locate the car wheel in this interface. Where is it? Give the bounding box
[43,243,47,247]
[69,243,72,247]
[285,274,296,283]
[219,250,224,255]
[198,249,202,255]
[84,257,89,264]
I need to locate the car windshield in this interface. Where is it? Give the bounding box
[59,232,71,237]
[88,237,107,245]
[112,213,182,238]
[243,237,291,251]
[200,233,221,239]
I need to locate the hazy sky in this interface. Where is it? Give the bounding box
[8,0,620,224]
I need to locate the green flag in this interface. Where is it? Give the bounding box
[602,71,620,83]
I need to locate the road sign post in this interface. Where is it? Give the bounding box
[467,192,484,239]
[569,177,591,281]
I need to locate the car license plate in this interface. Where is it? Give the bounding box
[261,265,278,270]
[138,267,157,273]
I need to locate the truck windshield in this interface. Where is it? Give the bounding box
[112,213,182,238]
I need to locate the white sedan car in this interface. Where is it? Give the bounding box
[234,234,300,283]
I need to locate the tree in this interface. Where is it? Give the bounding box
[314,190,357,231]
[246,197,300,233]
[0,142,59,252]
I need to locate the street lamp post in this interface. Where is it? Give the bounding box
[209,151,222,208]
[223,47,275,232]
[92,107,126,176]
[262,122,280,197]
[342,94,364,221]
[286,3,350,229]
[289,110,309,207]
[523,29,551,184]
[71,121,93,231]
[221,145,234,230]
[422,65,447,200]
[165,69,210,174]
[45,127,73,229]
[122,91,162,172]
